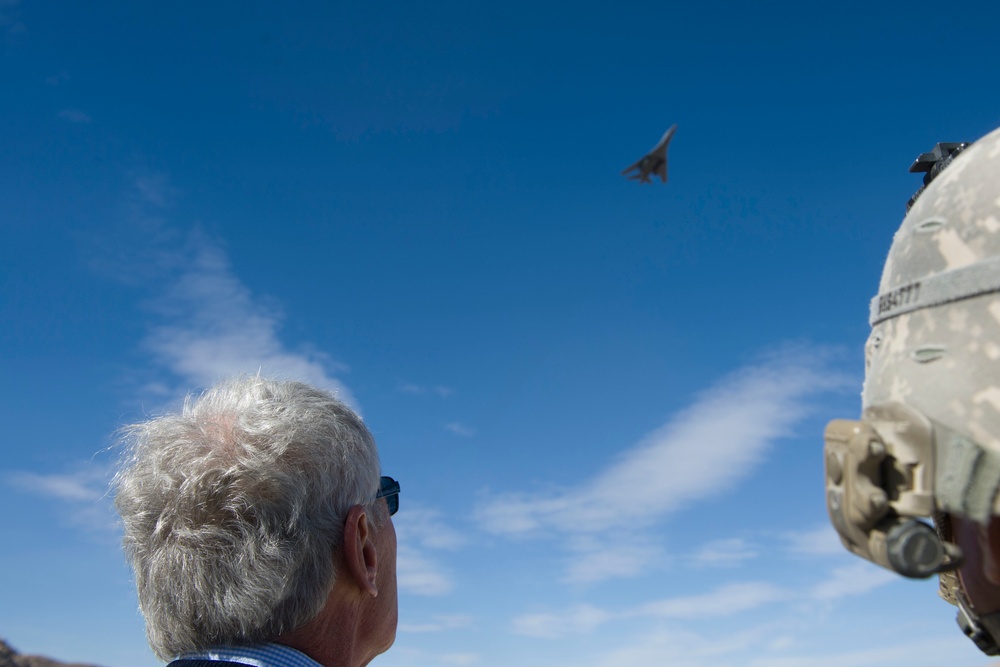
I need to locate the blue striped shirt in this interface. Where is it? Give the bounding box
[177,643,323,667]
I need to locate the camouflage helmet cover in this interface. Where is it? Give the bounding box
[863,126,1000,522]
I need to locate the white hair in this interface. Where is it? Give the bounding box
[113,376,382,660]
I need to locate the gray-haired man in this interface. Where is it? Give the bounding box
[114,376,399,667]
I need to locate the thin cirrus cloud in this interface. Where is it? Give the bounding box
[141,237,357,408]
[809,561,897,601]
[398,614,473,634]
[585,619,963,667]
[118,176,359,410]
[511,604,611,639]
[745,636,972,667]
[511,565,896,642]
[591,623,771,667]
[634,581,791,619]
[688,537,760,568]
[437,654,479,666]
[7,467,105,502]
[585,622,971,667]
[561,534,664,585]
[511,581,789,639]
[474,348,849,582]
[782,523,845,556]
[394,506,465,596]
[390,650,481,667]
[396,546,455,596]
[444,422,475,437]
[4,464,117,533]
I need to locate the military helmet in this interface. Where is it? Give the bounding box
[825,126,1000,654]
[864,128,1000,483]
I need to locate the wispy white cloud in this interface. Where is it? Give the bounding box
[635,581,790,619]
[4,464,116,533]
[444,422,475,437]
[58,109,91,123]
[508,559,898,645]
[511,581,789,638]
[783,524,844,556]
[396,506,468,551]
[396,546,454,596]
[512,604,611,639]
[475,347,848,582]
[564,608,988,667]
[142,236,358,408]
[115,175,358,409]
[590,623,773,667]
[386,647,482,667]
[398,614,473,634]
[394,506,463,596]
[688,537,759,567]
[747,635,978,667]
[808,561,897,601]
[438,654,479,666]
[478,348,845,536]
[586,622,975,667]
[561,534,664,584]
[7,468,105,502]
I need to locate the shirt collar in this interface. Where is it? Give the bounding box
[177,642,323,667]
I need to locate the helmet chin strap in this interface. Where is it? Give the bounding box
[935,514,1000,655]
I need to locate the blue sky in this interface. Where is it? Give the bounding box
[4,1,1000,666]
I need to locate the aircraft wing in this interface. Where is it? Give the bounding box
[620,158,645,176]
[654,124,678,152]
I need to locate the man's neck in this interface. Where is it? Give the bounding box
[276,589,377,667]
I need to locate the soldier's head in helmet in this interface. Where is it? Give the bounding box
[825,126,1000,654]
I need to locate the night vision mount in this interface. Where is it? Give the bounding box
[824,404,964,580]
[907,142,972,211]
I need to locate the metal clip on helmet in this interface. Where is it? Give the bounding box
[825,127,1000,654]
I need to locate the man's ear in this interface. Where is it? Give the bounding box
[343,504,378,598]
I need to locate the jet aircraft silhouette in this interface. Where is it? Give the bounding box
[621,124,677,184]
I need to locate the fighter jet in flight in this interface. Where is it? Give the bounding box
[621,124,677,184]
